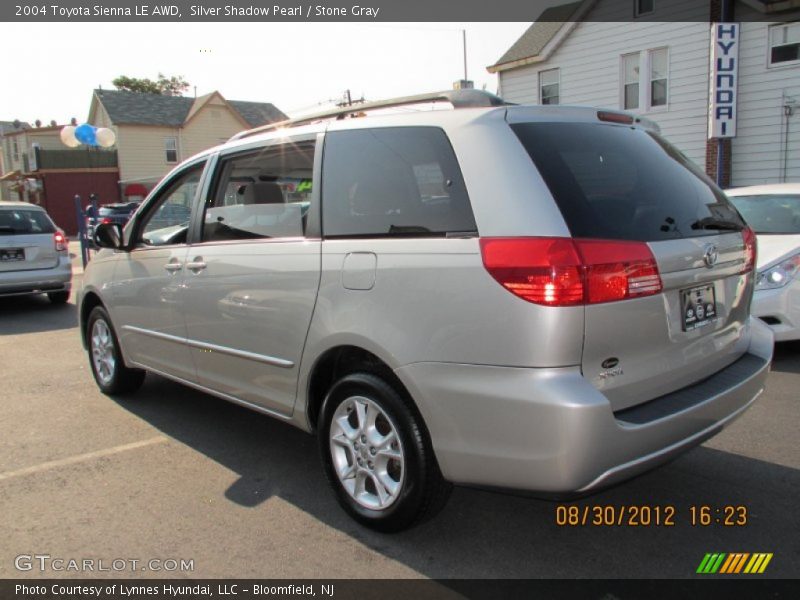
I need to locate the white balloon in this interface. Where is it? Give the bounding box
[95,127,116,148]
[60,126,80,148]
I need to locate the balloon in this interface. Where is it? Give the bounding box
[60,126,80,148]
[74,123,97,146]
[95,127,116,148]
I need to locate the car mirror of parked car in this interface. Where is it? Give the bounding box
[94,222,123,250]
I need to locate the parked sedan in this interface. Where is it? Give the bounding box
[0,201,72,303]
[86,202,140,244]
[727,183,800,341]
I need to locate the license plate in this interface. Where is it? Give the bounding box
[0,248,25,262]
[681,284,717,331]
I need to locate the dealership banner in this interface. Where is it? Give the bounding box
[3,579,800,600]
[2,0,797,22]
[709,21,740,139]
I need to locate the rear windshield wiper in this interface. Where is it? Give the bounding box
[691,217,743,232]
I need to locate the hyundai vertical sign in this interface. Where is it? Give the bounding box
[709,22,740,139]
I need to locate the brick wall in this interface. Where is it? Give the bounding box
[705,138,733,188]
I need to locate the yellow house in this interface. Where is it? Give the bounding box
[0,121,68,201]
[88,89,286,197]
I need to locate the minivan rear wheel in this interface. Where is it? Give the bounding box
[318,372,451,532]
[86,306,145,395]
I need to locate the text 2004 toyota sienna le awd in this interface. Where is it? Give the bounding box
[78,91,773,531]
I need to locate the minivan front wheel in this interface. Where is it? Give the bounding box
[319,372,451,531]
[86,306,145,395]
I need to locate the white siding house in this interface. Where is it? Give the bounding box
[733,8,800,185]
[489,0,800,187]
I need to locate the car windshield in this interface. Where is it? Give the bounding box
[727,194,800,234]
[0,208,56,235]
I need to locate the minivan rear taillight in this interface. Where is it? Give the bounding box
[54,231,68,252]
[742,226,756,274]
[480,237,663,306]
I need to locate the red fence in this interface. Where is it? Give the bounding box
[39,171,121,236]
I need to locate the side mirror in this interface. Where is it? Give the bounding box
[94,222,123,249]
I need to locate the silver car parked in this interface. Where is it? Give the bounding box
[79,90,773,531]
[0,201,72,304]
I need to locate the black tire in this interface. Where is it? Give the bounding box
[318,372,451,532]
[47,290,70,304]
[86,306,145,395]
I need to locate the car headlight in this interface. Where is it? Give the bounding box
[756,253,800,290]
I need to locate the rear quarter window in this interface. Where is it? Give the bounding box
[511,122,744,241]
[321,127,476,237]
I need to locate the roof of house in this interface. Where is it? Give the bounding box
[488,1,584,72]
[93,89,287,128]
[0,121,31,136]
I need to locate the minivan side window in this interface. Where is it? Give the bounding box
[201,141,315,242]
[139,162,204,247]
[322,127,476,237]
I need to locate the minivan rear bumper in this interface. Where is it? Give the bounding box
[394,317,773,494]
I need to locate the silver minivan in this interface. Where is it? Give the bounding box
[79,91,773,531]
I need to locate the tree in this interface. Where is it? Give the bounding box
[112,73,190,96]
[156,73,190,96]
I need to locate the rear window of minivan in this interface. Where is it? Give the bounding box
[511,122,745,241]
[0,207,56,235]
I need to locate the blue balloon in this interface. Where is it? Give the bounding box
[74,123,97,146]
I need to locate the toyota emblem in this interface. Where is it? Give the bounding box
[703,244,718,268]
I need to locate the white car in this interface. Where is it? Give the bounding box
[727,183,800,341]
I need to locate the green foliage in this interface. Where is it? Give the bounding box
[112,73,190,96]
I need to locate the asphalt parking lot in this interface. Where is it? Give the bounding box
[1,259,798,580]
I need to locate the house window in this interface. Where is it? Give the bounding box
[622,53,640,110]
[769,22,800,66]
[165,137,178,163]
[649,48,668,107]
[12,137,19,162]
[621,49,668,111]
[539,69,560,105]
[634,0,654,17]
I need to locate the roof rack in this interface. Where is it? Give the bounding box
[230,89,513,142]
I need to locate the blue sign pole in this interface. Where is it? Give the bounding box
[74,194,87,269]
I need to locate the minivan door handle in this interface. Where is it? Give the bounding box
[185,257,207,273]
[164,259,183,273]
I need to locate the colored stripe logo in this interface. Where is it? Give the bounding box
[697,553,773,574]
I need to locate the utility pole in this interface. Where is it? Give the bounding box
[453,29,474,90]
[337,90,364,108]
[463,29,468,81]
